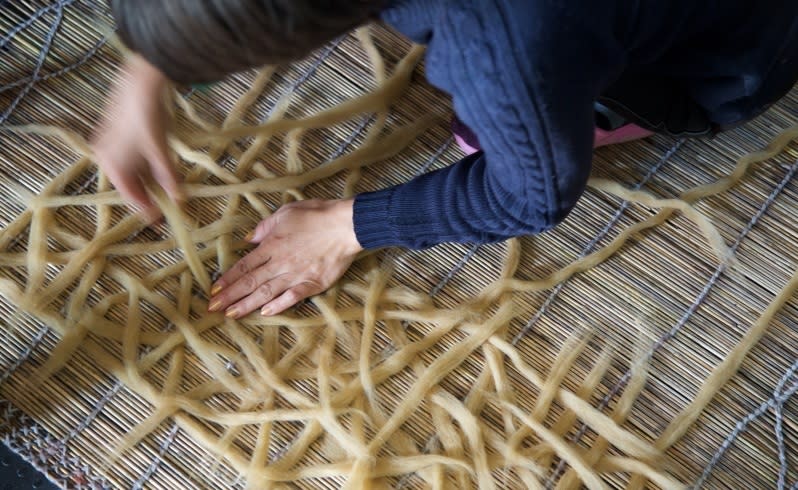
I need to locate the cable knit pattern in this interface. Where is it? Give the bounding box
[354,0,798,250]
[355,0,613,249]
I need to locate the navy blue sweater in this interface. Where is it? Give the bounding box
[353,0,798,250]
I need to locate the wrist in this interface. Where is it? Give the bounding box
[334,198,363,255]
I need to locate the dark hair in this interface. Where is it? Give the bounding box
[111,0,384,84]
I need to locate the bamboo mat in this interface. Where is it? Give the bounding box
[1,1,797,488]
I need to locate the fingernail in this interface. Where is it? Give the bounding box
[244,231,254,242]
[225,308,239,319]
[208,300,222,312]
[260,306,272,316]
[210,284,223,296]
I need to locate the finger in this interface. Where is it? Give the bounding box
[146,143,184,202]
[208,262,278,313]
[223,276,293,319]
[260,282,318,317]
[108,167,159,220]
[211,245,272,296]
[136,204,162,225]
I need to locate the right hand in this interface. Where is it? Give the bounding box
[92,54,183,222]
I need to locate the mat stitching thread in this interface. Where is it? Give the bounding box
[0,0,68,125]
[131,423,180,490]
[320,116,372,167]
[416,136,453,177]
[775,383,795,490]
[692,359,798,488]
[0,0,76,50]
[513,139,684,347]
[38,169,129,445]
[1,169,145,487]
[0,10,110,469]
[0,326,49,386]
[0,32,112,95]
[1,1,155,472]
[0,401,110,489]
[548,152,798,486]
[395,138,684,490]
[63,382,123,443]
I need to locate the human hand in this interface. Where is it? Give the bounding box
[92,54,183,222]
[208,198,363,318]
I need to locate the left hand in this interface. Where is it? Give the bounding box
[92,54,182,223]
[208,198,363,318]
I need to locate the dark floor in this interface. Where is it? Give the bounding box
[0,442,57,490]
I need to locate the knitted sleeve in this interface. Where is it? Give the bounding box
[354,0,624,249]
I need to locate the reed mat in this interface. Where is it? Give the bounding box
[0,1,796,488]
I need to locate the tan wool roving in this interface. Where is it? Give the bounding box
[1,3,797,488]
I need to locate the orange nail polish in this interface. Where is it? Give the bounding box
[210,284,223,296]
[208,300,222,312]
[244,231,254,242]
[260,306,272,316]
[225,308,239,319]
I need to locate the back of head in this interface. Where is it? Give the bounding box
[112,0,384,84]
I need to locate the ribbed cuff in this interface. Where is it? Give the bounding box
[353,190,400,250]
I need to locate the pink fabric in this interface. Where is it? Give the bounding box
[454,133,482,155]
[454,123,654,156]
[593,123,654,148]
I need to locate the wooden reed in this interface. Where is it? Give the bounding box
[1,2,797,489]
